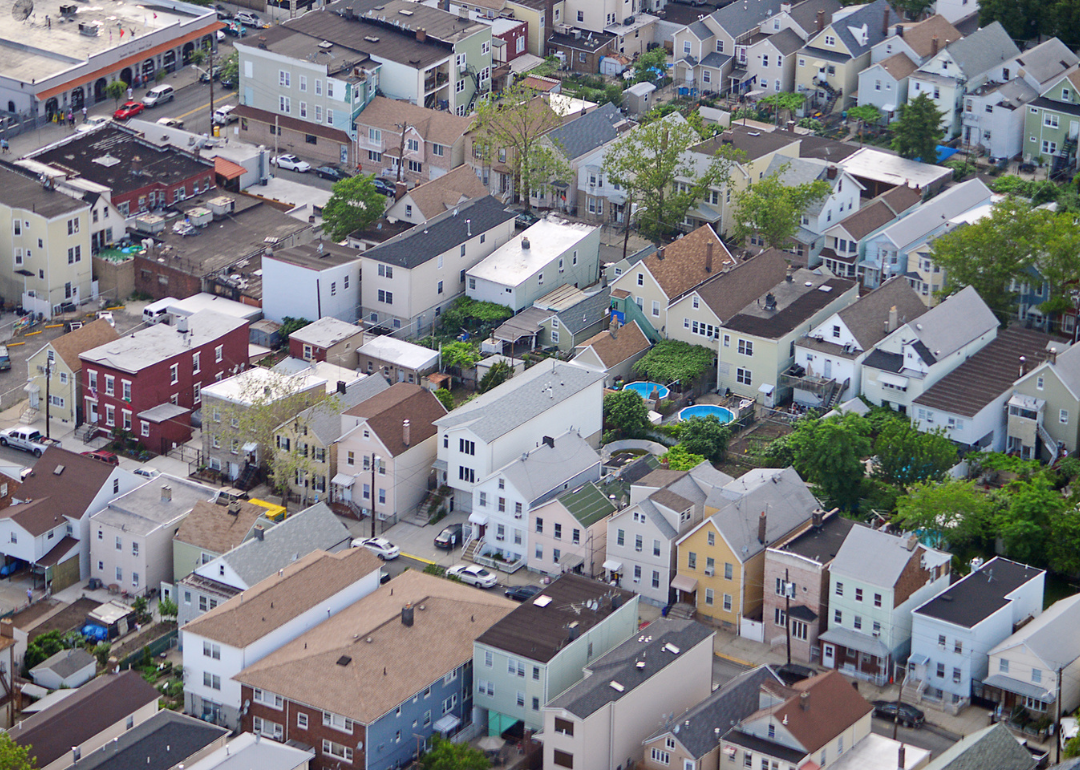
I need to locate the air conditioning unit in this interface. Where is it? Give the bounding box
[704,567,715,577]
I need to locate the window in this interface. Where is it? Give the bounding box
[834,609,842,624]
[553,749,574,768]
[999,658,1010,673]
[855,588,863,602]
[736,368,752,386]
[652,749,671,765]
[616,528,624,545]
[824,34,836,46]
[651,300,660,317]
[297,712,308,729]
[687,552,697,570]
[215,345,223,363]
[723,594,732,611]
[1062,409,1070,425]
[653,539,661,556]
[724,562,733,580]
[874,592,882,607]
[738,339,753,356]
[378,289,393,304]
[1032,668,1042,683]
[169,363,179,384]
[705,588,714,606]
[835,582,844,596]
[634,534,642,551]
[322,740,353,763]
[203,672,221,690]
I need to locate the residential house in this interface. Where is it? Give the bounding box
[763,510,855,663]
[908,22,1019,138]
[79,311,249,452]
[435,360,604,512]
[465,97,561,201]
[174,502,353,627]
[745,28,805,96]
[829,734,930,770]
[545,29,618,75]
[181,547,383,729]
[819,525,951,685]
[288,318,366,367]
[27,319,119,428]
[172,500,269,583]
[261,245,363,325]
[542,619,714,770]
[9,670,159,770]
[181,732,313,770]
[469,431,601,571]
[861,285,999,414]
[908,557,1044,710]
[329,383,446,522]
[606,462,733,606]
[355,336,440,384]
[981,593,1080,719]
[474,573,639,732]
[68,711,229,770]
[836,145,951,198]
[0,619,20,727]
[932,0,980,24]
[790,277,927,408]
[236,570,515,770]
[1024,68,1080,172]
[572,319,651,388]
[30,648,96,691]
[360,195,517,336]
[676,466,819,632]
[384,165,490,226]
[1007,342,1080,461]
[534,103,631,213]
[921,724,1037,770]
[534,285,611,353]
[818,185,923,281]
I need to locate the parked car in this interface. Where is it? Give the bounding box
[379,567,391,585]
[434,523,463,549]
[141,84,174,107]
[315,165,350,181]
[81,449,119,466]
[0,426,61,457]
[113,101,145,120]
[199,65,222,83]
[235,10,261,26]
[0,559,25,578]
[505,585,541,602]
[133,466,160,478]
[352,537,400,560]
[156,117,184,129]
[515,210,540,228]
[776,663,817,686]
[274,154,311,173]
[372,177,396,196]
[0,345,9,371]
[97,310,115,327]
[76,115,111,133]
[447,564,498,589]
[872,701,925,728]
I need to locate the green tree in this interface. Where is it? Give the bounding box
[24,630,68,672]
[789,413,872,510]
[92,642,112,668]
[891,93,945,162]
[678,416,730,463]
[893,479,994,548]
[1066,733,1080,760]
[106,80,128,108]
[872,421,958,489]
[321,175,387,240]
[890,0,935,16]
[219,50,239,86]
[420,736,489,770]
[1048,506,1080,575]
[731,168,831,250]
[997,476,1063,564]
[663,443,708,470]
[759,92,806,126]
[846,105,881,145]
[979,0,1042,40]
[189,48,206,68]
[604,389,652,439]
[433,388,455,412]
[279,317,311,342]
[158,596,178,622]
[477,360,513,393]
[132,596,150,624]
[632,46,668,84]
[0,733,36,770]
[440,341,481,372]
[1032,211,1080,323]
[633,339,715,386]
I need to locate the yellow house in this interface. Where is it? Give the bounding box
[26,319,119,427]
[674,467,818,630]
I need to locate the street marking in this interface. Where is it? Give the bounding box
[23,330,42,336]
[177,93,237,121]
[715,652,753,666]
[5,341,24,347]
[44,324,64,329]
[403,553,436,565]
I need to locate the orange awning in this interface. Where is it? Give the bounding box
[215,157,246,180]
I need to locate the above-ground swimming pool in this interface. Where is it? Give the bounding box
[678,404,735,423]
[624,381,670,400]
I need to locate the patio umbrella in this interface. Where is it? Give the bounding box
[478,736,505,752]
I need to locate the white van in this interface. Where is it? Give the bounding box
[142,84,175,107]
[213,104,239,125]
[143,296,178,325]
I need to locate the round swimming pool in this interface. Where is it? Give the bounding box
[624,381,670,400]
[678,404,735,424]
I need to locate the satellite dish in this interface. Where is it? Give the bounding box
[12,0,33,21]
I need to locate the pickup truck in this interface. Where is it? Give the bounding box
[0,426,61,456]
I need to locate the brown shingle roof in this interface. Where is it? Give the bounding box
[576,319,650,368]
[0,448,116,535]
[343,383,446,457]
[406,165,490,220]
[236,570,515,723]
[694,249,789,322]
[900,14,962,59]
[880,184,923,213]
[761,670,873,753]
[641,224,737,299]
[835,277,927,350]
[47,318,120,372]
[832,200,899,241]
[174,500,266,554]
[878,51,918,80]
[356,96,473,148]
[233,104,351,144]
[183,548,382,647]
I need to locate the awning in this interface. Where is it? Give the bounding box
[818,626,890,660]
[603,559,623,573]
[758,383,775,395]
[331,473,355,488]
[432,714,461,734]
[881,103,896,113]
[242,442,258,453]
[559,553,584,571]
[788,604,817,622]
[214,157,246,180]
[468,512,489,526]
[877,372,909,389]
[670,574,698,593]
[23,383,39,394]
[813,60,825,68]
[981,674,1056,703]
[908,653,930,667]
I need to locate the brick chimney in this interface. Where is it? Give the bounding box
[888,304,898,333]
[881,7,889,36]
[403,419,411,447]
[758,511,767,544]
[705,240,713,273]
[0,618,12,639]
[416,27,426,42]
[826,165,838,180]
[1048,346,1058,365]
[402,603,414,627]
[800,691,809,710]
[816,9,825,32]
[931,35,939,57]
[395,180,408,200]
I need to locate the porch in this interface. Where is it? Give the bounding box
[819,626,890,687]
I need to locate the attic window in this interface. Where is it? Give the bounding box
[337,655,352,666]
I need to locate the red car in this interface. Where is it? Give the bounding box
[81,449,119,466]
[113,101,145,120]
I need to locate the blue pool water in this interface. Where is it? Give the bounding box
[678,405,735,424]
[624,381,670,400]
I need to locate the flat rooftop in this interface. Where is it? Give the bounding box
[80,310,246,373]
[356,335,439,370]
[467,218,597,285]
[93,476,218,537]
[0,162,88,218]
[267,243,361,271]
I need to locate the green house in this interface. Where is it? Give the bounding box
[1023,70,1080,173]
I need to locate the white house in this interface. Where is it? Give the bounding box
[261,243,363,325]
[29,648,96,690]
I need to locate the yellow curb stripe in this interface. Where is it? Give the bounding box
[44,324,64,329]
[23,330,42,336]
[714,652,753,666]
[403,553,436,565]
[4,341,24,346]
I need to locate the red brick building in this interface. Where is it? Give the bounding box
[493,17,529,63]
[287,317,366,368]
[79,311,249,452]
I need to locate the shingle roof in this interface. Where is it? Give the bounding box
[1013,38,1079,88]
[877,51,918,80]
[70,711,227,770]
[497,432,600,505]
[691,125,798,162]
[761,27,805,55]
[174,500,266,555]
[788,0,842,33]
[555,287,611,335]
[45,318,119,372]
[724,270,856,340]
[712,0,784,36]
[830,200,902,242]
[755,670,874,753]
[575,319,650,369]
[637,224,737,300]
[817,0,891,56]
[901,285,998,365]
[900,15,962,60]
[835,277,928,351]
[1,447,116,535]
[991,593,1080,670]
[404,164,490,221]
[693,248,788,322]
[353,96,474,148]
[343,382,446,457]
[914,557,1042,628]
[93,476,216,538]
[939,22,1019,78]
[923,723,1036,770]
[559,481,617,527]
[297,373,391,446]
[31,647,95,679]
[773,511,856,565]
[830,525,948,588]
[545,103,628,161]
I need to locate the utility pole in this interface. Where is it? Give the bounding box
[44,356,52,439]
[395,121,409,182]
[208,44,215,135]
[370,453,379,537]
[1057,665,1064,765]
[892,670,907,741]
[784,568,792,667]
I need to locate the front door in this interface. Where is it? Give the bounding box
[88,400,98,423]
[823,359,832,379]
[823,643,835,668]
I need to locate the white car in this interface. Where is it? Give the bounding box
[273,154,311,173]
[235,11,261,26]
[76,116,110,133]
[133,467,160,479]
[447,564,498,589]
[352,537,400,560]
[97,311,115,327]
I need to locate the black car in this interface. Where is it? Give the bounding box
[372,178,396,196]
[199,66,222,83]
[316,165,350,182]
[776,664,817,686]
[515,210,540,228]
[434,523,464,550]
[872,700,925,728]
[505,585,542,602]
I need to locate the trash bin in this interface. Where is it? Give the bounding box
[212,125,220,137]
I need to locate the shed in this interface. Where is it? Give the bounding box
[250,319,282,349]
[623,82,656,117]
[87,600,135,640]
[476,355,526,382]
[30,648,96,690]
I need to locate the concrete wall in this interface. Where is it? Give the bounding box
[94,256,136,304]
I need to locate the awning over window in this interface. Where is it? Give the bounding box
[559,553,584,571]
[214,157,246,180]
[433,714,460,734]
[468,512,489,526]
[670,574,698,593]
[758,383,775,395]
[602,559,622,573]
[877,372,909,389]
[331,473,355,487]
[981,674,1056,703]
[881,103,896,113]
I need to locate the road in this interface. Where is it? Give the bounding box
[713,655,751,688]
[871,717,961,757]
[130,73,237,140]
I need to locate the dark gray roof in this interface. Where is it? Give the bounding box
[545,103,626,161]
[863,348,903,373]
[699,51,732,68]
[820,0,891,56]
[31,648,94,679]
[294,373,390,446]
[924,723,1036,770]
[724,271,856,340]
[788,0,843,32]
[71,711,227,770]
[556,287,611,335]
[724,730,806,764]
[712,0,784,37]
[686,19,711,40]
[836,277,928,351]
[914,558,1043,629]
[774,513,856,565]
[547,618,713,718]
[0,162,89,218]
[758,28,804,55]
[942,22,1019,78]
[1013,38,1078,87]
[362,196,514,269]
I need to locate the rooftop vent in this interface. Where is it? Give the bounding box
[610,681,625,692]
[364,35,380,43]
[53,465,64,476]
[336,655,352,666]
[534,595,553,608]
[319,40,333,49]
[664,643,680,655]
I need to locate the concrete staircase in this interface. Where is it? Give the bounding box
[666,602,696,621]
[463,539,482,563]
[19,406,38,425]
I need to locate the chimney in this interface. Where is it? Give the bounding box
[906,534,918,551]
[826,165,838,180]
[161,485,172,503]
[656,246,665,260]
[931,35,939,56]
[758,511,767,544]
[898,744,906,770]
[816,9,824,32]
[800,691,809,710]
[337,380,347,395]
[131,155,142,175]
[395,180,407,200]
[786,266,793,283]
[896,23,903,37]
[402,603,415,627]
[881,7,888,37]
[0,618,12,639]
[416,26,426,42]
[254,525,265,541]
[522,237,531,250]
[888,305,898,333]
[1048,346,1058,365]
[228,501,241,516]
[610,317,619,339]
[812,509,824,528]
[403,419,411,447]
[705,241,714,273]
[1019,356,1027,377]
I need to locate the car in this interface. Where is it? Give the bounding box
[113,101,145,120]
[515,210,540,228]
[315,165,350,182]
[81,449,119,466]
[156,117,184,129]
[776,663,817,686]
[447,564,498,589]
[372,177,396,196]
[142,84,174,107]
[97,311,115,327]
[274,154,311,173]
[215,6,233,20]
[0,345,9,371]
[133,466,160,479]
[434,523,463,549]
[76,115,111,133]
[235,11,261,26]
[199,66,222,83]
[216,29,226,41]
[0,559,25,578]
[352,537,400,560]
[505,585,542,602]
[220,74,236,89]
[379,567,391,584]
[872,700,925,728]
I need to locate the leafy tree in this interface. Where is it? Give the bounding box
[321,175,387,240]
[686,109,721,140]
[478,360,513,393]
[604,389,652,439]
[420,736,489,770]
[633,339,715,386]
[189,48,206,67]
[158,596,178,622]
[979,0,1042,40]
[1032,211,1080,321]
[132,596,150,624]
[788,413,872,510]
[893,479,994,548]
[731,167,831,250]
[279,317,311,343]
[678,416,730,463]
[439,297,513,335]
[760,92,805,126]
[441,341,481,372]
[106,80,128,108]
[433,388,455,412]
[997,476,1063,564]
[24,630,67,672]
[218,50,239,86]
[1048,507,1080,575]
[1067,733,1080,760]
[891,93,945,162]
[890,0,935,17]
[663,444,708,470]
[872,421,957,489]
[847,105,881,145]
[0,733,36,770]
[632,46,668,84]
[92,642,112,668]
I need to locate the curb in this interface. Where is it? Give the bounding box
[714,651,753,667]
[403,553,436,566]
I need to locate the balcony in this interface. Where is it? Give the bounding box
[780,364,849,409]
[424,70,450,93]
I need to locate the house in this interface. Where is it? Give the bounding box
[69,711,229,770]
[745,28,805,97]
[91,476,218,598]
[355,336,440,384]
[353,97,475,185]
[861,285,999,414]
[836,145,952,198]
[980,593,1080,720]
[474,573,639,732]
[676,466,819,632]
[329,383,446,522]
[465,97,562,201]
[908,557,1044,710]
[818,185,923,281]
[606,461,733,606]
[466,218,601,312]
[173,502,353,627]
[1024,68,1080,172]
[0,619,23,727]
[181,547,383,729]
[819,526,951,685]
[763,509,854,663]
[716,268,858,407]
[921,723,1037,770]
[235,570,514,770]
[30,648,96,690]
[172,500,269,583]
[384,164,490,226]
[9,670,159,770]
[80,311,249,452]
[468,431,601,571]
[534,285,612,353]
[435,360,604,512]
[360,195,517,336]
[542,618,714,770]
[790,277,928,408]
[1007,342,1080,461]
[908,22,1019,138]
[545,28,617,75]
[27,319,119,428]
[288,317,366,367]
[572,319,651,388]
[261,245,363,325]
[534,103,631,212]
[829,734,930,770]
[181,732,313,770]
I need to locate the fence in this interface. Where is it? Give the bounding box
[117,627,178,670]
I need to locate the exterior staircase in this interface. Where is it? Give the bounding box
[463,538,482,563]
[235,462,258,491]
[19,407,38,425]
[666,602,696,621]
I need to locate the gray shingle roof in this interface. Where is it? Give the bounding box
[758,27,804,56]
[788,0,842,33]
[545,103,627,161]
[903,285,998,365]
[835,277,927,351]
[71,711,227,770]
[699,51,731,68]
[941,22,1020,78]
[294,373,390,446]
[830,525,948,588]
[820,0,891,56]
[712,0,784,37]
[93,476,217,537]
[991,593,1080,670]
[687,19,711,39]
[31,648,94,679]
[924,723,1036,770]
[1013,37,1079,88]
[556,288,611,335]
[496,432,600,505]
